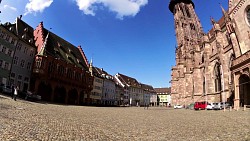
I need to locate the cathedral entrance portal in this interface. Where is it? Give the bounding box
[239,74,250,107]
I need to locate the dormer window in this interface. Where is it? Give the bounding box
[22,34,27,39]
[24,27,29,32]
[9,27,14,32]
[29,39,33,44]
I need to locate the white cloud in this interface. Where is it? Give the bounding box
[75,0,148,19]
[4,5,17,12]
[24,0,53,15]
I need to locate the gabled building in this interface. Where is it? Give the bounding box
[141,84,157,106]
[114,74,129,105]
[31,22,93,105]
[115,73,142,106]
[101,69,116,106]
[0,17,36,91]
[7,17,36,91]
[115,81,126,106]
[0,23,16,86]
[89,63,104,105]
[154,87,171,106]
[114,73,155,106]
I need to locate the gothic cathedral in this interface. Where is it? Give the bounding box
[169,0,250,109]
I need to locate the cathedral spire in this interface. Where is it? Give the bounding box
[169,0,195,13]
[169,0,203,47]
[220,4,230,22]
[89,58,93,76]
[210,16,216,25]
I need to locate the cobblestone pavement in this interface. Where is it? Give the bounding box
[0,95,249,141]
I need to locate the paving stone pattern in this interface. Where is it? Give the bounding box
[0,95,249,141]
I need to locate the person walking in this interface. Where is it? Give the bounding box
[11,85,14,99]
[13,86,18,101]
[144,102,147,109]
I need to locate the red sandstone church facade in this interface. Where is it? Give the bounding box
[169,0,250,109]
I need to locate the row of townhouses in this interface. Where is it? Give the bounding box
[0,17,170,106]
[89,63,159,106]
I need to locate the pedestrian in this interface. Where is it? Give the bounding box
[144,102,149,110]
[11,85,14,99]
[13,86,18,101]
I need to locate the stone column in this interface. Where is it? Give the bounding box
[230,33,241,57]
[50,87,55,102]
[234,73,240,110]
[65,89,69,104]
[77,91,80,105]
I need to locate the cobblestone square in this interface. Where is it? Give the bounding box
[0,95,249,141]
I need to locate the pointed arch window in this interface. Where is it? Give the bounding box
[214,63,222,92]
[201,54,204,64]
[203,76,206,95]
[228,55,235,85]
[180,6,185,16]
[185,5,191,18]
[246,6,250,26]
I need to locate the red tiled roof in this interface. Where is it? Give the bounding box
[154,88,171,94]
[207,16,225,37]
[116,73,140,87]
[2,17,35,46]
[41,28,89,70]
[141,84,155,92]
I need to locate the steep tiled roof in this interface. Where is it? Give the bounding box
[116,73,140,87]
[2,17,35,46]
[154,88,171,94]
[41,28,89,70]
[207,16,225,38]
[141,84,155,92]
[93,67,107,76]
[15,17,34,43]
[93,67,113,80]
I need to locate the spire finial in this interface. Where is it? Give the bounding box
[210,16,216,25]
[220,3,230,22]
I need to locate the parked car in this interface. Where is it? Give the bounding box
[2,85,12,94]
[194,101,207,110]
[213,102,222,110]
[206,103,214,110]
[186,103,194,110]
[174,105,183,109]
[24,91,41,101]
[220,102,232,109]
[0,84,4,92]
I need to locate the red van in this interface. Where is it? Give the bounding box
[194,101,207,110]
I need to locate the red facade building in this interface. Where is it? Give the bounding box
[30,22,93,105]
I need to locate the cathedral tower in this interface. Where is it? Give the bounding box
[169,0,204,105]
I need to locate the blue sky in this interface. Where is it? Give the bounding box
[0,0,228,88]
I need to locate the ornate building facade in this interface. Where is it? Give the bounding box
[169,0,250,109]
[31,22,93,105]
